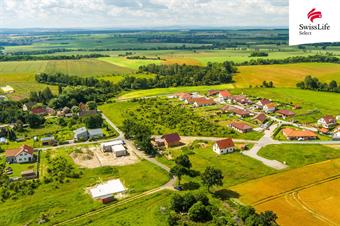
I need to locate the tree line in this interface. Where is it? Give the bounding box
[296,75,339,93]
[0,53,108,62]
[238,54,340,66]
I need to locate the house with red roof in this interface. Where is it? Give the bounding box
[229,95,252,105]
[318,115,337,129]
[207,90,220,96]
[263,103,276,113]
[282,128,317,140]
[276,109,295,119]
[256,99,271,109]
[229,122,253,133]
[222,106,250,118]
[5,145,35,163]
[193,98,216,107]
[213,138,235,155]
[31,107,48,116]
[253,113,267,124]
[161,133,181,148]
[218,90,232,102]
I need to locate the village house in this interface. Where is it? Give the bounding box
[193,98,215,107]
[73,127,89,141]
[88,128,104,140]
[276,109,295,119]
[207,90,220,96]
[263,103,276,113]
[229,95,252,105]
[229,122,253,133]
[282,128,317,141]
[319,128,329,135]
[218,90,232,102]
[222,106,250,118]
[253,113,267,124]
[213,138,235,155]
[161,133,181,148]
[255,99,271,109]
[176,93,192,101]
[6,145,34,164]
[318,115,337,129]
[46,107,56,116]
[90,179,126,203]
[31,107,48,116]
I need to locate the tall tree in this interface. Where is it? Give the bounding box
[201,166,224,193]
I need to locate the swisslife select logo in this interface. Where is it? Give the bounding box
[289,0,340,45]
[299,8,330,36]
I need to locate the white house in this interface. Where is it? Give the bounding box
[263,103,276,113]
[5,145,34,163]
[318,116,337,128]
[213,138,235,155]
[333,128,340,141]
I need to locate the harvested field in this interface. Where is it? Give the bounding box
[231,158,340,226]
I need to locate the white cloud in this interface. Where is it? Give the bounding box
[0,0,288,28]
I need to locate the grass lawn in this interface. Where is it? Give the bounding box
[73,191,172,226]
[0,148,169,225]
[234,63,340,88]
[6,162,37,178]
[164,143,276,188]
[99,57,162,70]
[258,144,340,168]
[117,84,235,100]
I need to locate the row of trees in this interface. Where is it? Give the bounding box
[250,51,269,57]
[0,54,108,62]
[238,54,340,66]
[296,75,339,93]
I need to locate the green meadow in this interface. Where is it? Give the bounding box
[0,148,169,225]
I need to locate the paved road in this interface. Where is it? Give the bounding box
[242,123,288,170]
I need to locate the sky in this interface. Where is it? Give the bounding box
[0,0,288,29]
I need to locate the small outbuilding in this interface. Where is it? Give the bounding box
[161,133,181,148]
[90,179,126,203]
[73,127,89,141]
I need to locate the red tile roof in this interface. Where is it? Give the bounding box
[6,145,34,157]
[216,138,235,149]
[282,128,317,138]
[208,90,220,96]
[276,109,295,117]
[254,113,267,123]
[322,115,336,124]
[162,133,181,143]
[230,122,252,131]
[194,98,215,106]
[31,107,47,115]
[219,90,232,98]
[222,106,249,116]
[258,99,271,106]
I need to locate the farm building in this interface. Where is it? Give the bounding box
[161,133,181,148]
[6,145,34,164]
[318,115,337,129]
[229,122,253,133]
[101,140,127,157]
[213,138,235,155]
[41,136,57,146]
[282,128,317,141]
[1,85,15,94]
[90,179,126,203]
[253,113,267,124]
[263,103,276,113]
[276,109,295,119]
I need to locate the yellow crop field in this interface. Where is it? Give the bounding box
[234,63,340,88]
[231,159,340,226]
